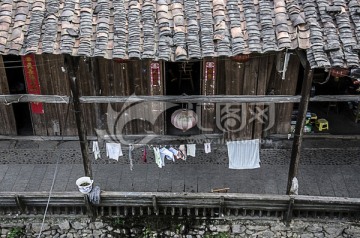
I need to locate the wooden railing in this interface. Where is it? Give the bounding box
[0,192,359,222]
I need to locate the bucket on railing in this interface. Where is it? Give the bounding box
[76,177,93,194]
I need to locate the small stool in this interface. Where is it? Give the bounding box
[316,119,329,131]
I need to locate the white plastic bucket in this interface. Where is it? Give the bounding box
[76,177,93,194]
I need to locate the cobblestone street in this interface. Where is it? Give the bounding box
[0,139,359,197]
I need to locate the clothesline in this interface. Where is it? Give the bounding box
[92,139,261,170]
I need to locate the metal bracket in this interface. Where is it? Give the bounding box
[284,197,295,226]
[84,194,97,221]
[15,195,25,214]
[219,196,225,217]
[152,195,159,215]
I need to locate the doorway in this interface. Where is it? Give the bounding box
[3,55,33,135]
[165,61,201,135]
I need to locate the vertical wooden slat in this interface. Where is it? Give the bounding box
[0,56,17,135]
[36,55,61,136]
[242,57,259,139]
[253,55,271,139]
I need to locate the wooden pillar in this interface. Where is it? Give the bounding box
[286,61,313,195]
[64,55,93,178]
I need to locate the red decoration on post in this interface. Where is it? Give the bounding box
[231,54,250,63]
[330,68,349,78]
[205,62,215,81]
[150,62,160,86]
[21,54,44,114]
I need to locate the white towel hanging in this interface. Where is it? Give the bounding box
[187,144,196,157]
[227,139,260,169]
[106,143,123,161]
[92,141,101,160]
[204,143,211,154]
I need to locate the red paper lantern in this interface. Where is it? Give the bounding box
[171,109,198,132]
[231,54,250,63]
[330,68,349,78]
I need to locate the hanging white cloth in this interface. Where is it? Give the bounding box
[187,144,196,157]
[153,147,164,168]
[92,141,101,160]
[160,147,175,162]
[227,139,260,169]
[204,143,211,154]
[179,145,187,160]
[129,144,134,171]
[106,143,123,161]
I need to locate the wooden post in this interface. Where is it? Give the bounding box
[286,61,313,195]
[64,55,93,178]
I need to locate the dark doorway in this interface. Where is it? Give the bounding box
[165,61,201,135]
[3,55,33,135]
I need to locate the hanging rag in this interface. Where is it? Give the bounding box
[106,143,123,161]
[179,144,187,160]
[204,143,211,154]
[92,141,101,160]
[227,139,260,169]
[160,147,175,162]
[187,144,196,157]
[129,144,134,171]
[153,147,163,168]
[169,147,183,160]
[142,146,147,163]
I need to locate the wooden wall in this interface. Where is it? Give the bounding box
[0,53,300,138]
[0,56,16,135]
[217,53,300,139]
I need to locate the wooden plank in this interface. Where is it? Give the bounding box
[36,55,60,136]
[242,57,260,139]
[277,54,301,134]
[253,55,270,139]
[0,56,17,135]
[2,94,359,104]
[224,59,248,140]
[55,54,77,135]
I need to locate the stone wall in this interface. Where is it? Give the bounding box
[1,216,360,238]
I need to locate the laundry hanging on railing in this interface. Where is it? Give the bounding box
[153,147,164,168]
[142,146,147,163]
[179,145,187,160]
[227,139,260,169]
[160,147,175,162]
[129,145,134,171]
[204,143,211,154]
[106,143,123,161]
[92,141,101,160]
[187,144,196,157]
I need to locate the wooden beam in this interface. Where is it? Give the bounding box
[286,62,313,195]
[295,49,307,69]
[0,94,358,104]
[64,54,93,178]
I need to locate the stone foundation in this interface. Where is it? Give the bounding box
[1,216,360,238]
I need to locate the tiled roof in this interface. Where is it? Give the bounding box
[0,0,359,69]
